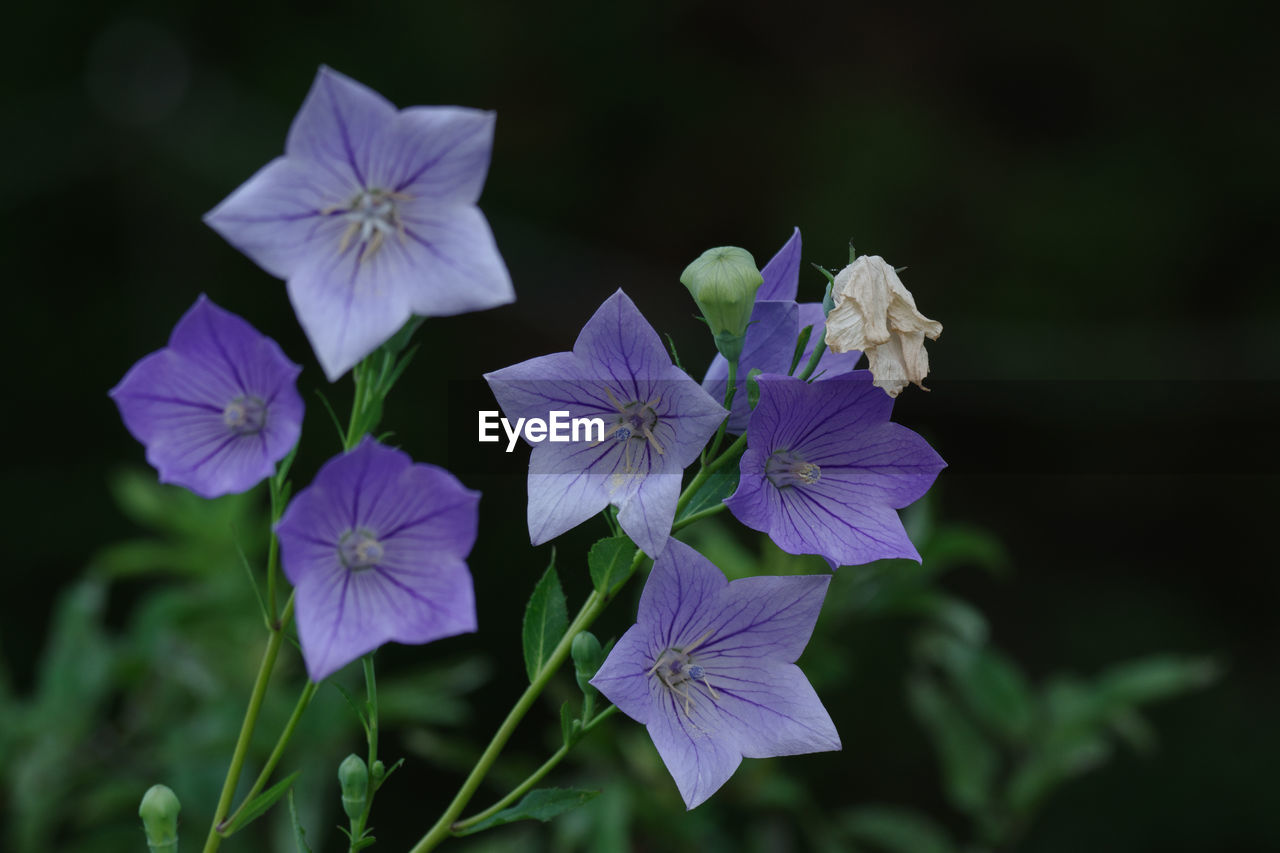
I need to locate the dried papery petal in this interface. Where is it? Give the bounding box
[826,255,942,396]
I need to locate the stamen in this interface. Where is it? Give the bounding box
[765,450,822,489]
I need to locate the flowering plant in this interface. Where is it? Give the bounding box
[71,65,1214,853]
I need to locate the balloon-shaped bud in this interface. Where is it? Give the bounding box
[572,631,605,697]
[338,753,369,822]
[680,246,763,361]
[138,784,180,853]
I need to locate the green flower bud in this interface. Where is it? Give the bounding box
[572,631,604,696]
[138,784,180,853]
[338,753,369,822]
[680,246,763,362]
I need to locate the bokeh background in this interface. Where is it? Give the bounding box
[3,1,1277,851]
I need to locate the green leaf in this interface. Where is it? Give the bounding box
[587,537,638,596]
[219,771,301,835]
[840,805,956,853]
[453,788,600,836]
[288,790,313,853]
[522,559,569,682]
[907,674,998,815]
[675,468,740,523]
[1094,655,1220,707]
[917,634,1033,744]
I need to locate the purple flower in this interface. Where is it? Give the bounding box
[275,438,480,681]
[484,290,726,557]
[590,539,839,809]
[205,66,514,382]
[110,295,304,498]
[702,229,861,433]
[725,372,945,567]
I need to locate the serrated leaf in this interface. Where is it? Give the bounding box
[219,771,300,835]
[841,805,956,853]
[675,468,740,522]
[907,675,998,814]
[453,788,600,836]
[522,561,569,682]
[587,537,638,596]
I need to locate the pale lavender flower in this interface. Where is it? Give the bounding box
[110,295,303,498]
[205,66,514,381]
[703,229,860,432]
[590,539,839,809]
[484,290,726,557]
[275,437,479,681]
[725,372,945,567]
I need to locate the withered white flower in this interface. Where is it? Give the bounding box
[825,255,942,397]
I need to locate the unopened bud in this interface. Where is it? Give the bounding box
[138,784,180,853]
[572,631,604,696]
[338,753,368,822]
[680,246,763,361]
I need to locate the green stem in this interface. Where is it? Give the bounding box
[452,705,620,833]
[408,588,613,853]
[201,594,296,853]
[670,502,729,533]
[217,678,317,834]
[347,655,380,850]
[705,357,738,462]
[796,330,827,382]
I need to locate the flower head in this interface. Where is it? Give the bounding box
[590,539,839,809]
[110,295,304,498]
[825,254,941,396]
[484,290,726,556]
[702,229,861,433]
[275,437,480,681]
[205,66,514,381]
[726,372,945,567]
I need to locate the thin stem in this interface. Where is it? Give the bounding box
[670,501,729,533]
[347,655,380,850]
[217,678,318,834]
[408,589,611,853]
[201,595,296,853]
[796,329,827,382]
[452,705,620,833]
[705,357,739,462]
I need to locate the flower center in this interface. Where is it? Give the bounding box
[600,386,664,472]
[648,632,719,717]
[222,396,267,435]
[338,529,384,571]
[336,187,409,260]
[765,450,821,488]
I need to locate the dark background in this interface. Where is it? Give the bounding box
[3,1,1277,850]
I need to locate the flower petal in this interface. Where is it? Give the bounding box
[757,227,801,302]
[616,469,682,557]
[698,573,831,663]
[706,661,840,759]
[396,204,514,316]
[589,623,661,725]
[286,66,397,189]
[203,157,353,281]
[646,689,743,810]
[385,107,495,203]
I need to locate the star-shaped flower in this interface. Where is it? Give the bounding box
[702,229,861,433]
[484,290,726,557]
[725,372,945,567]
[110,295,304,498]
[205,66,514,381]
[590,539,840,809]
[274,437,480,681]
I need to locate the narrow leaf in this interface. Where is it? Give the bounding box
[907,675,998,814]
[587,536,638,596]
[454,788,600,836]
[288,790,313,853]
[522,560,569,682]
[841,805,956,853]
[220,771,301,835]
[788,324,814,375]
